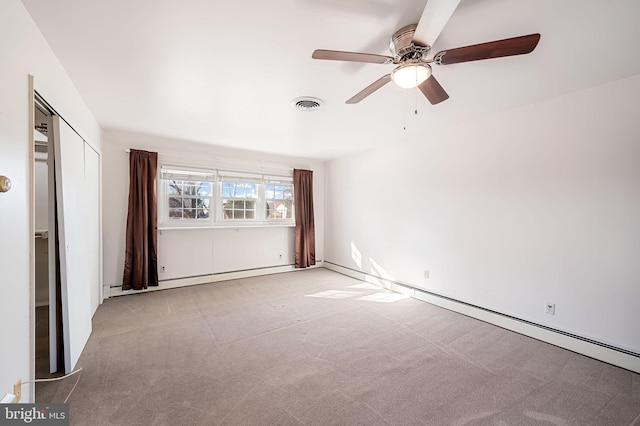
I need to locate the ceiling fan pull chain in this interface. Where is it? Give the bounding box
[403,88,408,130]
[415,87,419,115]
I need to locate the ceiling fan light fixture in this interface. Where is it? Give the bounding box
[391,63,431,89]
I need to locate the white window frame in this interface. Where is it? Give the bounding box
[218,171,262,222]
[159,166,216,227]
[158,165,294,228]
[264,176,294,223]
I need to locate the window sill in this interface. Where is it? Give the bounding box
[158,223,295,231]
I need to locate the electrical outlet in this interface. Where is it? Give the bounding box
[545,302,555,315]
[423,270,430,279]
[13,379,21,403]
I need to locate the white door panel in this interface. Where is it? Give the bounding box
[51,116,93,373]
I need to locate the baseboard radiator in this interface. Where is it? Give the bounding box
[324,261,640,374]
[107,262,325,298]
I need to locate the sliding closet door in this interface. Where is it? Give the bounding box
[51,116,93,373]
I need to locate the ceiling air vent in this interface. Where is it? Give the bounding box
[291,97,324,112]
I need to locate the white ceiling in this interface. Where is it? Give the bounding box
[22,0,640,160]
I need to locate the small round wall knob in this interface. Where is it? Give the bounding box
[0,175,11,193]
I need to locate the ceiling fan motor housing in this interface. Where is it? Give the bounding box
[389,24,430,62]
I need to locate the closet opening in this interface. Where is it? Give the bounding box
[33,94,64,387]
[32,90,101,401]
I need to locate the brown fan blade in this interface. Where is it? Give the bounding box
[435,33,541,65]
[346,74,392,104]
[312,49,393,64]
[418,75,449,105]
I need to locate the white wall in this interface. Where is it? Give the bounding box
[325,74,640,355]
[0,0,101,402]
[102,129,325,289]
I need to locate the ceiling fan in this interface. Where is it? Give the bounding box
[312,0,540,105]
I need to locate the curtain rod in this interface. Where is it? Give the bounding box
[125,148,294,174]
[125,148,164,155]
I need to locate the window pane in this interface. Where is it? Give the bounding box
[169,208,183,219]
[267,200,294,219]
[168,182,180,195]
[197,182,210,196]
[222,181,258,202]
[183,184,197,195]
[236,183,254,198]
[246,183,256,198]
[265,184,275,199]
[283,201,293,219]
[222,183,233,197]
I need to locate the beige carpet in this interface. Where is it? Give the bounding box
[38,268,640,425]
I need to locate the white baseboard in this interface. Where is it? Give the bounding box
[324,262,640,374]
[109,262,325,298]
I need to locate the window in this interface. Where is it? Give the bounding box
[221,181,257,220]
[161,168,216,224]
[159,166,294,227]
[168,181,212,220]
[265,179,294,220]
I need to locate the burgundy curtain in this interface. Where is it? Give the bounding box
[122,149,158,290]
[293,169,316,268]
